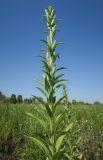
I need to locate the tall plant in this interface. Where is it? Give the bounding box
[27,5,82,160]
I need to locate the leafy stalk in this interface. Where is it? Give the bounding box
[27,5,82,160]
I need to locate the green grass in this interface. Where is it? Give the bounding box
[0,103,103,159]
[72,104,103,160]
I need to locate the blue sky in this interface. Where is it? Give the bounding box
[0,0,103,102]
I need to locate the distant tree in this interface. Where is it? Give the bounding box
[85,103,90,105]
[68,101,72,105]
[0,91,2,96]
[17,95,23,103]
[72,99,77,105]
[94,101,100,105]
[32,97,36,103]
[24,98,28,103]
[24,98,32,104]
[0,91,3,101]
[0,91,6,102]
[78,101,84,105]
[10,94,17,104]
[29,98,32,103]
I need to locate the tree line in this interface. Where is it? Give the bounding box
[0,91,35,104]
[0,91,102,105]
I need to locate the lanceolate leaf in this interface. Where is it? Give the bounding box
[34,79,44,87]
[55,123,73,152]
[53,96,65,111]
[41,39,47,44]
[55,114,62,123]
[53,150,64,160]
[64,153,73,160]
[52,40,57,49]
[45,104,53,117]
[55,79,67,84]
[54,67,67,74]
[33,96,45,107]
[42,60,50,72]
[45,76,50,92]
[57,42,64,45]
[55,134,65,152]
[40,49,47,52]
[38,55,46,60]
[42,70,51,80]
[28,136,52,160]
[55,74,64,81]
[54,84,63,93]
[36,87,47,97]
[63,122,73,132]
[26,112,47,129]
[48,90,56,104]
[55,114,64,129]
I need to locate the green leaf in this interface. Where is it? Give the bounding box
[40,49,47,52]
[48,90,56,104]
[63,122,73,132]
[55,114,62,123]
[55,67,67,74]
[34,79,44,87]
[55,114,64,126]
[42,60,50,72]
[55,114,64,130]
[26,112,47,129]
[55,134,65,152]
[33,96,45,107]
[55,122,73,152]
[64,153,73,160]
[41,39,47,44]
[28,136,52,160]
[42,70,51,80]
[45,9,48,16]
[45,76,50,92]
[54,84,63,93]
[55,79,67,84]
[53,150,64,160]
[36,87,47,97]
[55,74,64,81]
[45,104,53,117]
[38,55,46,60]
[77,153,83,159]
[53,96,65,111]
[57,42,64,45]
[51,9,55,18]
[52,40,57,49]
[75,137,81,146]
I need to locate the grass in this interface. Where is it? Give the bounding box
[0,102,103,159]
[72,104,103,160]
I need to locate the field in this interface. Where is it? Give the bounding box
[0,103,103,160]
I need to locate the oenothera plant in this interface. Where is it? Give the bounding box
[62,83,82,159]
[27,6,81,160]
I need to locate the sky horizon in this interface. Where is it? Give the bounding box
[0,0,103,103]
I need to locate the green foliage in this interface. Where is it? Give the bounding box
[0,103,103,159]
[26,5,82,160]
[0,91,4,101]
[72,99,77,105]
[17,95,23,103]
[94,101,101,105]
[0,91,11,106]
[24,98,32,104]
[1,5,103,160]
[10,94,17,104]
